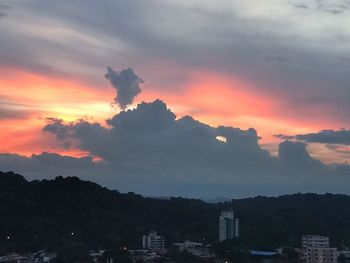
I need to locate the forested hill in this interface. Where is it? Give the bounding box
[1,171,350,254]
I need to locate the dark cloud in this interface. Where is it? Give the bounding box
[43,100,269,170]
[292,3,308,9]
[43,117,109,151]
[316,1,350,15]
[43,118,71,139]
[104,67,144,110]
[32,152,95,168]
[0,98,32,119]
[279,129,350,145]
[279,141,311,161]
[107,99,176,132]
[274,134,295,140]
[291,0,350,14]
[0,152,97,181]
[279,140,324,170]
[0,4,10,18]
[0,4,11,9]
[296,130,350,145]
[0,108,30,119]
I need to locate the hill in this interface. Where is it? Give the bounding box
[0,171,350,254]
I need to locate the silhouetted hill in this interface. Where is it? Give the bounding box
[0,171,350,254]
[0,171,29,191]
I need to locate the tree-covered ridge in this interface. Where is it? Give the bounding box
[1,171,350,254]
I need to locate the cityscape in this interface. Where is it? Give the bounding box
[0,175,349,263]
[0,207,348,263]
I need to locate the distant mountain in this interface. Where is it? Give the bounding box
[1,171,350,255]
[205,197,232,203]
[145,195,172,200]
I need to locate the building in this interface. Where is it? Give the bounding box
[172,241,211,257]
[0,253,31,262]
[302,235,338,263]
[339,250,350,259]
[0,251,56,263]
[305,247,338,263]
[302,235,330,249]
[89,249,105,263]
[219,210,239,241]
[142,231,165,252]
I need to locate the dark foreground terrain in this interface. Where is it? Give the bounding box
[1,171,350,254]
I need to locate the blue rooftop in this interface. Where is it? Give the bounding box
[250,251,279,257]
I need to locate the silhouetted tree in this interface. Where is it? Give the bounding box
[52,242,93,263]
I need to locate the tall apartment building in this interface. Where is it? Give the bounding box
[302,235,338,263]
[219,210,240,241]
[302,235,330,249]
[142,231,165,252]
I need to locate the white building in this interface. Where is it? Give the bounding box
[142,231,165,252]
[219,210,239,241]
[302,235,330,249]
[302,235,338,263]
[305,247,338,263]
[172,241,210,257]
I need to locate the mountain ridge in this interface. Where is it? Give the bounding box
[1,171,350,254]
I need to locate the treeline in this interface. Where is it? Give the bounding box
[0,171,350,254]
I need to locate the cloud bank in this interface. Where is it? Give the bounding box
[1,99,349,198]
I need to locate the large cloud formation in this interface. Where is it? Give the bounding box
[2,99,347,198]
[104,67,144,110]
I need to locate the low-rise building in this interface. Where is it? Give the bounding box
[339,250,350,259]
[89,249,105,263]
[172,240,210,257]
[305,247,338,263]
[142,230,165,252]
[0,251,56,263]
[301,235,338,263]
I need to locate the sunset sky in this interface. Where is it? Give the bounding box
[1,0,350,197]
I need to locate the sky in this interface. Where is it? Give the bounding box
[1,0,350,198]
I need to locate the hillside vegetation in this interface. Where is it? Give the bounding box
[1,171,349,254]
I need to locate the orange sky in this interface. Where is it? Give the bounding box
[0,68,348,163]
[0,69,113,156]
